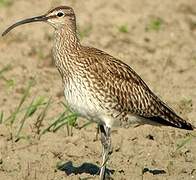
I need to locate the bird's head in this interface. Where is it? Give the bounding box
[46,6,76,29]
[2,6,76,36]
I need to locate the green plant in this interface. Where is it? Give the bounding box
[40,101,78,137]
[146,18,163,31]
[61,101,78,136]
[0,0,13,7]
[118,24,129,33]
[41,111,78,136]
[15,96,46,140]
[35,97,52,135]
[176,133,196,151]
[78,121,92,130]
[0,64,14,88]
[5,78,35,125]
[179,98,193,113]
[193,56,196,63]
[0,111,3,124]
[0,64,11,75]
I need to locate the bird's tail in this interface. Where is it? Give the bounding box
[148,100,195,130]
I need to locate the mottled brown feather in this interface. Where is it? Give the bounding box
[81,47,194,130]
[50,7,194,130]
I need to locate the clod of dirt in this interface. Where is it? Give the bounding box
[146,134,154,140]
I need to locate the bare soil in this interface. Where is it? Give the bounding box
[0,0,196,180]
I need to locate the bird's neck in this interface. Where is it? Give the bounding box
[54,26,81,52]
[53,26,82,80]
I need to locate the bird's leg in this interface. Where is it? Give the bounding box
[99,124,111,180]
[94,124,100,141]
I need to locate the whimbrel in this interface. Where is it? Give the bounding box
[2,6,195,179]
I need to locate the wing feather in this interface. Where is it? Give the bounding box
[83,47,194,130]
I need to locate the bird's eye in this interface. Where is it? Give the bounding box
[57,12,64,17]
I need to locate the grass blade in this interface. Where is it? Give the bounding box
[177,138,191,150]
[40,111,67,135]
[36,97,52,135]
[0,111,3,124]
[78,121,92,130]
[40,111,78,136]
[5,78,35,124]
[176,135,193,151]
[53,114,77,132]
[0,64,11,75]
[26,96,45,117]
[0,65,14,87]
[15,96,46,140]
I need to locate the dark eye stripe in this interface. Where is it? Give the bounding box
[47,13,75,19]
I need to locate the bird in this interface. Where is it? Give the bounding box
[2,5,195,180]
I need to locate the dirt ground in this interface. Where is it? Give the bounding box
[0,0,196,180]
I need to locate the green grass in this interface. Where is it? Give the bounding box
[0,0,13,7]
[176,133,196,151]
[5,78,35,125]
[0,64,11,75]
[118,24,129,33]
[0,64,14,88]
[1,76,80,140]
[180,98,193,106]
[35,97,52,135]
[61,101,79,136]
[41,110,78,136]
[146,18,163,31]
[0,111,3,124]
[39,101,92,138]
[193,56,196,64]
[15,96,46,141]
[78,121,93,130]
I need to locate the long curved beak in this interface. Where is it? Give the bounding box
[2,15,48,36]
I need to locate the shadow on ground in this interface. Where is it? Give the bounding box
[57,161,115,177]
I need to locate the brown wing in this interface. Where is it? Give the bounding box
[84,47,194,130]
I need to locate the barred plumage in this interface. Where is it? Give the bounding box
[2,5,195,180]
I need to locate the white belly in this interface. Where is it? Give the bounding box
[63,78,144,128]
[63,78,103,124]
